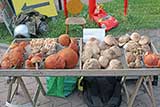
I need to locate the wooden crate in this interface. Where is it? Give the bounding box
[2,38,82,70]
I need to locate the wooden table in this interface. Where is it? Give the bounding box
[0,69,160,107]
[1,38,159,107]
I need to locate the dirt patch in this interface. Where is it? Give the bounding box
[0,44,8,60]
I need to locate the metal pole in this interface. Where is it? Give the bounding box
[124,0,128,16]
[58,0,62,10]
[63,0,68,18]
[89,0,96,19]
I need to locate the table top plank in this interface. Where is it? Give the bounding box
[0,69,160,77]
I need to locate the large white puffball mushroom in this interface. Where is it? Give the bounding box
[110,46,122,57]
[98,41,109,50]
[81,48,93,63]
[107,59,123,69]
[98,56,110,68]
[102,49,117,59]
[83,58,101,69]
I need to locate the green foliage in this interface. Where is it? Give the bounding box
[0,24,13,44]
[0,0,160,43]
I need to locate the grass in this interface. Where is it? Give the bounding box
[0,0,160,43]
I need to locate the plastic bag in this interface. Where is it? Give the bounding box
[46,76,78,97]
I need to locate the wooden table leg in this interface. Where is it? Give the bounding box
[33,85,41,104]
[7,79,13,103]
[148,76,156,107]
[123,83,129,103]
[143,80,152,97]
[35,77,46,96]
[66,24,69,34]
[121,76,129,103]
[10,79,19,101]
[18,77,35,107]
[6,77,46,107]
[81,24,85,29]
[128,76,144,107]
[7,77,17,103]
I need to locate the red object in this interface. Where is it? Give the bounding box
[89,0,96,19]
[45,54,65,69]
[124,0,128,16]
[144,52,159,68]
[88,0,119,31]
[92,8,119,31]
[157,60,160,67]
[64,0,68,18]
[58,48,79,69]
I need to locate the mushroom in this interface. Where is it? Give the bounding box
[98,41,108,50]
[84,42,100,55]
[83,58,101,69]
[102,49,117,59]
[141,44,151,52]
[58,47,79,69]
[135,57,142,68]
[126,52,136,64]
[86,37,100,45]
[139,36,150,45]
[123,41,140,52]
[130,32,141,42]
[100,50,104,56]
[98,56,110,68]
[1,59,11,69]
[31,56,42,63]
[110,46,122,57]
[44,54,65,69]
[128,62,136,68]
[104,35,118,46]
[81,49,93,62]
[107,59,123,69]
[118,34,130,46]
[92,43,100,55]
[25,59,35,69]
[69,38,79,53]
[93,54,100,59]
[58,34,71,46]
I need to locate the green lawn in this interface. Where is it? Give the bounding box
[0,0,160,43]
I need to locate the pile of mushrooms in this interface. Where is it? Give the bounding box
[120,32,151,68]
[82,36,123,69]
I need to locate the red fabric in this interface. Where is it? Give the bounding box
[124,0,128,16]
[89,0,96,19]
[64,0,68,18]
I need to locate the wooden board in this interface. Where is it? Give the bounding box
[0,69,160,77]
